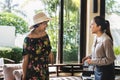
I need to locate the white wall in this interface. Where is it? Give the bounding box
[86,0,100,56]
[0,26,15,47]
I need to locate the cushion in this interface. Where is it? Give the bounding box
[3,64,22,80]
[13,69,22,80]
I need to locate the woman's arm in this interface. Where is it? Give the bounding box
[90,39,116,66]
[48,52,54,64]
[22,54,29,80]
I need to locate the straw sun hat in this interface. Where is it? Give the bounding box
[30,12,51,29]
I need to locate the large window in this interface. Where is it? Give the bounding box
[62,0,81,64]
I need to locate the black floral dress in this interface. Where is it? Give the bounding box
[22,34,51,80]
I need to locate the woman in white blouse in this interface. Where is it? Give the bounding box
[82,16,116,80]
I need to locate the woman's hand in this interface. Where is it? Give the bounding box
[82,56,91,63]
[86,58,92,64]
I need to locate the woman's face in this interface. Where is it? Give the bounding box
[37,21,48,31]
[90,20,100,34]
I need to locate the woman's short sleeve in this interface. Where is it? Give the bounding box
[22,37,30,56]
[47,39,52,54]
[45,35,52,55]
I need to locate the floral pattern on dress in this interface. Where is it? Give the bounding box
[22,34,51,80]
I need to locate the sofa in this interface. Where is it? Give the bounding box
[2,64,56,80]
[3,64,22,80]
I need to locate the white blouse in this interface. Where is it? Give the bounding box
[91,33,116,66]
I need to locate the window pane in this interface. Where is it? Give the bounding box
[63,0,81,63]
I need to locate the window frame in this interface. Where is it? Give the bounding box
[58,0,87,64]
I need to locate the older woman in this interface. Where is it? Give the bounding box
[22,12,54,80]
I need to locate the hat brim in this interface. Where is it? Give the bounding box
[29,18,51,29]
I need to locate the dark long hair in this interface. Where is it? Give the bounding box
[94,16,113,41]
